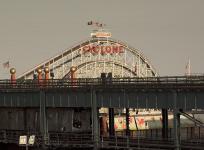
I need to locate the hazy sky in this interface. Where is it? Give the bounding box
[0,0,204,79]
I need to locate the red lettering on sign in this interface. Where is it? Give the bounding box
[101,46,105,54]
[105,46,112,53]
[83,45,90,54]
[112,46,118,53]
[92,46,99,54]
[82,44,124,55]
[118,46,124,53]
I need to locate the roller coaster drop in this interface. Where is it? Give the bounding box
[19,29,157,79]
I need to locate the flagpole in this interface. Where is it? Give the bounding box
[188,59,191,76]
[185,59,191,76]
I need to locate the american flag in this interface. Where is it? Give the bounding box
[2,61,10,69]
[87,21,105,27]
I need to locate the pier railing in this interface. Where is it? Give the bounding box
[1,76,204,90]
[0,128,204,149]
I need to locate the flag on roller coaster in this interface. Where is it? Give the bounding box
[87,21,93,25]
[2,61,10,69]
[87,21,105,27]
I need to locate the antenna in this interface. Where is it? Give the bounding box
[185,59,191,76]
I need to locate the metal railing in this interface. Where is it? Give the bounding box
[49,131,93,147]
[0,128,204,149]
[1,76,204,90]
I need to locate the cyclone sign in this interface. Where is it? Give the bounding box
[82,44,124,55]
